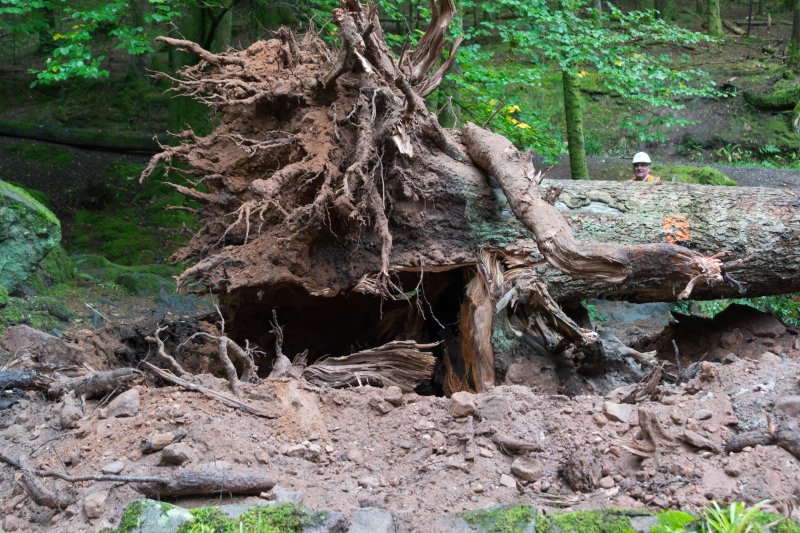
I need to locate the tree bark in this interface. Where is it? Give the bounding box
[562,71,589,180]
[707,0,724,37]
[791,0,800,71]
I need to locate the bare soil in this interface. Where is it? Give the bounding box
[2,304,800,531]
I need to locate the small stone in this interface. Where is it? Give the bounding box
[99,389,140,418]
[142,430,185,453]
[325,445,335,454]
[83,490,108,519]
[255,450,270,464]
[396,440,413,450]
[775,396,800,417]
[471,482,486,493]
[604,401,634,423]
[478,448,494,458]
[370,398,394,414]
[384,386,403,406]
[271,488,304,504]
[499,474,517,488]
[670,412,685,425]
[160,443,193,466]
[2,515,22,531]
[348,508,395,533]
[724,463,742,477]
[759,351,781,366]
[449,391,476,418]
[693,409,713,421]
[413,417,436,431]
[592,413,607,427]
[431,431,446,448]
[598,476,615,489]
[683,430,718,452]
[101,461,125,475]
[477,394,511,421]
[722,416,739,426]
[719,329,743,351]
[510,456,544,482]
[722,353,738,364]
[60,400,82,430]
[284,444,307,457]
[357,476,379,489]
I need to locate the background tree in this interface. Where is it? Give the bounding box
[448,0,721,179]
[707,0,724,37]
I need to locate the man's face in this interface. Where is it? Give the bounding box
[633,162,650,180]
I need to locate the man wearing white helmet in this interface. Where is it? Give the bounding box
[631,152,660,182]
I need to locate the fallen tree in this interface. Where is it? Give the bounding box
[141,0,800,395]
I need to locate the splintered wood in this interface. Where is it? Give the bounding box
[302,340,436,392]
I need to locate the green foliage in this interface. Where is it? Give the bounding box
[176,504,323,533]
[0,285,8,307]
[652,509,698,533]
[653,165,737,185]
[0,294,72,335]
[700,500,768,533]
[673,295,800,328]
[117,501,145,533]
[8,141,72,165]
[445,0,723,161]
[463,505,536,532]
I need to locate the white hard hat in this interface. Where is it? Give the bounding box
[632,152,651,164]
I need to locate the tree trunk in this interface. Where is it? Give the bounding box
[143,1,800,394]
[790,0,800,71]
[562,70,589,180]
[707,0,724,36]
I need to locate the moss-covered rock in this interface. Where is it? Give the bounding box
[462,505,538,533]
[0,285,7,307]
[0,180,61,292]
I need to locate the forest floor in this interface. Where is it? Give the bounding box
[3,6,800,533]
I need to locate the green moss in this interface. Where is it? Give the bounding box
[8,141,72,165]
[175,504,322,533]
[652,164,738,185]
[26,246,76,294]
[549,510,635,533]
[463,505,536,533]
[177,507,230,533]
[0,295,73,335]
[64,162,198,266]
[117,501,145,533]
[0,285,7,307]
[73,254,178,296]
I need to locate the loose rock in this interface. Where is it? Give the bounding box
[99,388,140,418]
[775,396,800,417]
[604,401,634,423]
[83,490,108,519]
[510,456,544,482]
[449,391,476,418]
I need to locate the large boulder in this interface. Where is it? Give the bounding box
[0,181,60,292]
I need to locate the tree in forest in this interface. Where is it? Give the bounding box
[707,0,723,37]
[134,0,800,397]
[790,0,800,71]
[448,0,720,178]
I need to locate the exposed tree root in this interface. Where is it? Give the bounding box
[302,340,437,391]
[47,368,143,399]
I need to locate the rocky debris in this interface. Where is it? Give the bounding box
[101,460,125,475]
[369,397,394,414]
[347,508,397,533]
[83,489,108,519]
[0,180,60,292]
[99,388,140,418]
[692,409,713,421]
[561,450,601,492]
[282,441,323,462]
[160,443,194,466]
[604,401,634,423]
[383,386,403,407]
[141,429,186,453]
[0,325,84,367]
[499,474,517,488]
[598,476,615,489]
[449,391,476,417]
[510,456,544,482]
[476,394,511,421]
[775,395,800,417]
[263,487,304,504]
[59,393,82,429]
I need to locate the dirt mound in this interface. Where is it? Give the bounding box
[1,304,800,532]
